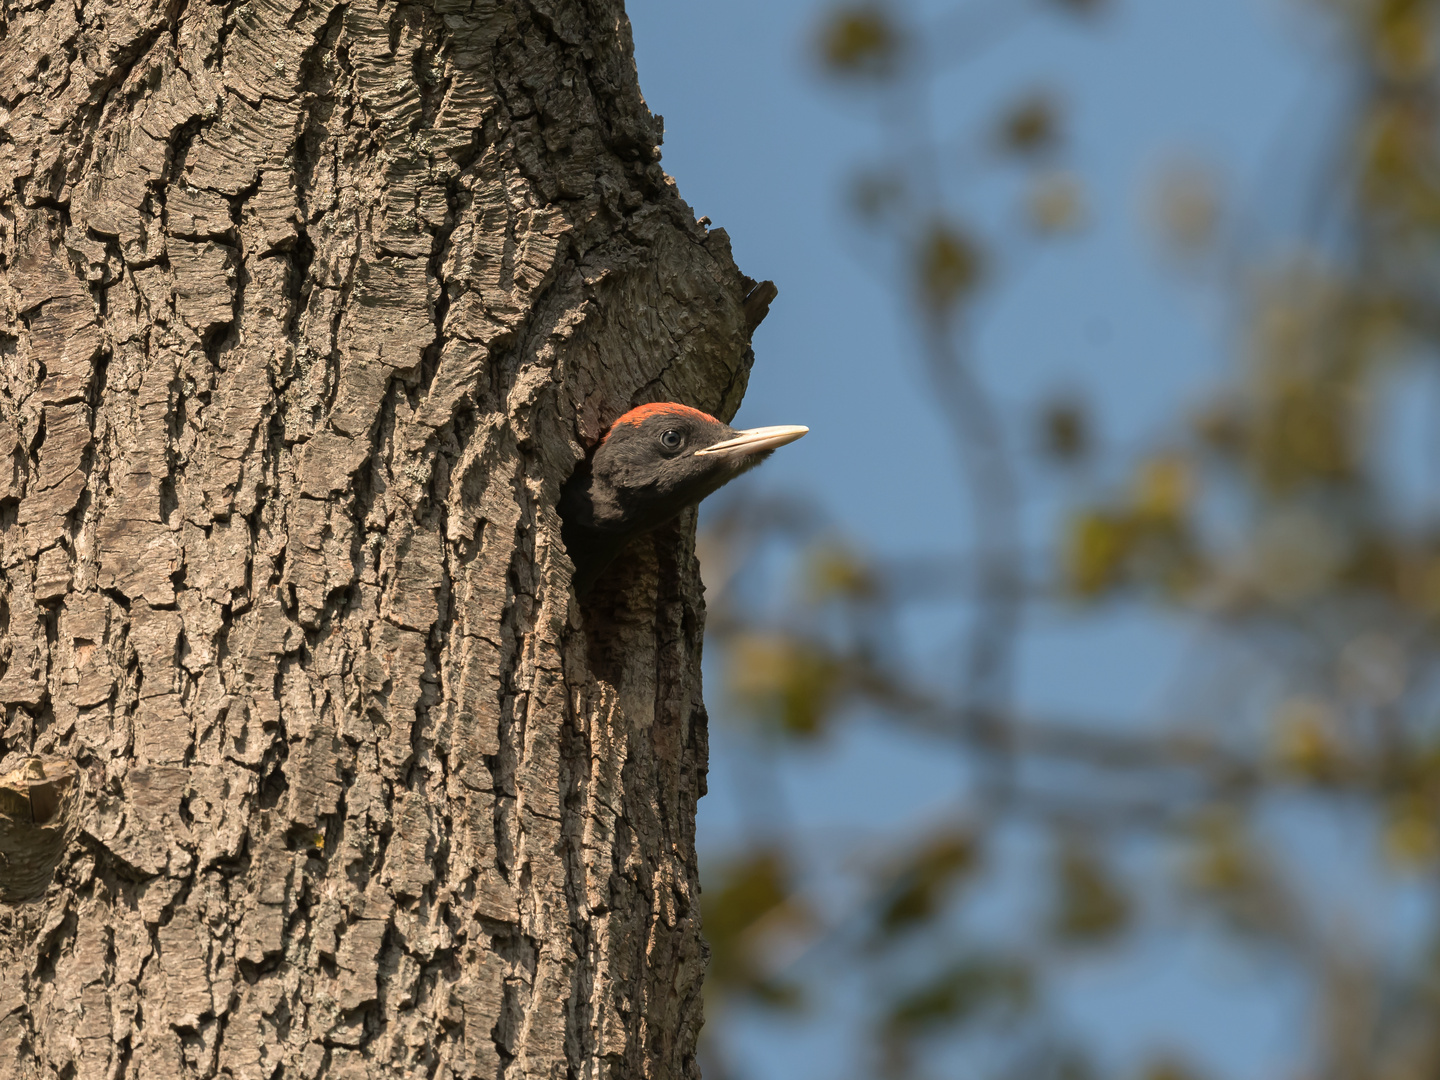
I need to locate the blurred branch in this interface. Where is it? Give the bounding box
[919,317,1025,805]
[917,0,1034,74]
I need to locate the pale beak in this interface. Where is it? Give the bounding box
[694,425,809,459]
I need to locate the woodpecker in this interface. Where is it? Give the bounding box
[560,403,809,596]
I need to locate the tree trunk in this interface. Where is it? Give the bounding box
[0,1,766,1076]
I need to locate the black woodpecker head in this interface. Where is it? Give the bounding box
[560,403,808,595]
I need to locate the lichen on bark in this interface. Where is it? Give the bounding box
[0,0,764,1076]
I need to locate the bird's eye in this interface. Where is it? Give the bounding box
[660,429,684,451]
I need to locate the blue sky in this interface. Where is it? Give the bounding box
[625,1,1335,1077]
[628,0,1328,721]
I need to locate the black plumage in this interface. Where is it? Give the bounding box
[560,403,808,596]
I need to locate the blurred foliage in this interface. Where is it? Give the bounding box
[703,849,814,1008]
[997,94,1063,157]
[806,542,882,604]
[1149,160,1222,257]
[1028,171,1087,234]
[1181,809,1297,939]
[1141,1058,1208,1080]
[731,635,836,736]
[818,6,901,79]
[696,0,1440,1078]
[1039,397,1091,462]
[916,223,986,314]
[873,830,981,939]
[881,956,1032,1039]
[1050,837,1130,944]
[1063,452,1201,598]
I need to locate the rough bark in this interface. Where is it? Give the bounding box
[0,0,765,1076]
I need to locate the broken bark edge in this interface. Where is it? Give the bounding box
[742,280,779,336]
[0,758,81,904]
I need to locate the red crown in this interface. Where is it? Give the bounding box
[602,402,719,442]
